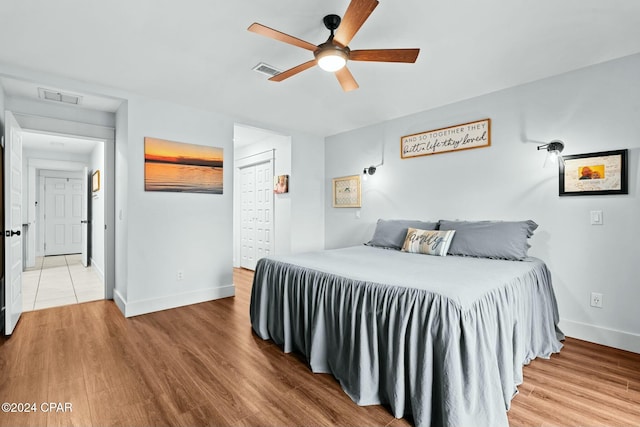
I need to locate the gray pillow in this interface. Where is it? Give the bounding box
[438,220,538,260]
[366,219,438,250]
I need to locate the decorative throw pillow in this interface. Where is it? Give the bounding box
[401,228,456,256]
[366,219,439,250]
[438,220,538,260]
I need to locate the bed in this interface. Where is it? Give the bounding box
[250,220,564,427]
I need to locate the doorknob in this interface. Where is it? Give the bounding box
[81,220,89,224]
[5,230,21,237]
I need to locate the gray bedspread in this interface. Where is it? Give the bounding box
[250,245,564,427]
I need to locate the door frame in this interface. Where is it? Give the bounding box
[32,162,88,259]
[3,111,24,335]
[41,172,84,256]
[11,113,115,300]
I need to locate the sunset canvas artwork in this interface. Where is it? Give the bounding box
[144,137,223,194]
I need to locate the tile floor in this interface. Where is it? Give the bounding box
[22,254,104,312]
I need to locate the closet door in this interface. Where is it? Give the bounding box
[254,161,273,262]
[44,177,83,255]
[240,166,256,269]
[239,159,274,270]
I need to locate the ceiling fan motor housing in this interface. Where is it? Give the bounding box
[323,14,341,32]
[315,14,350,70]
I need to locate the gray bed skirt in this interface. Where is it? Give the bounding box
[250,246,564,427]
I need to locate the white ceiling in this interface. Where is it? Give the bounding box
[1,0,640,137]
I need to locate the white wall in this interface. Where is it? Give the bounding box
[90,143,105,280]
[114,101,129,303]
[289,130,325,254]
[113,95,235,315]
[324,53,640,353]
[7,96,115,129]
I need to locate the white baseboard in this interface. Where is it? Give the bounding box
[113,285,235,318]
[113,288,127,316]
[90,257,105,282]
[560,318,640,354]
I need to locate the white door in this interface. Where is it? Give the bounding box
[239,160,274,270]
[44,177,83,255]
[254,161,273,261]
[4,111,23,335]
[240,166,256,269]
[81,167,89,267]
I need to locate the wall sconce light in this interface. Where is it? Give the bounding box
[363,165,377,176]
[362,165,381,181]
[537,140,565,167]
[363,144,385,181]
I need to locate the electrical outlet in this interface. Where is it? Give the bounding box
[177,270,184,281]
[590,292,603,308]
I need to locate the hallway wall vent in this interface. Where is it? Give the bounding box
[37,88,83,105]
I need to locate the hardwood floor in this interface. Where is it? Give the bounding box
[0,267,637,426]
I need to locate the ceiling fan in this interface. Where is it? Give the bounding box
[248,0,420,92]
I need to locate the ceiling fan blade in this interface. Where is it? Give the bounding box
[334,0,379,47]
[248,23,318,52]
[335,67,359,92]
[350,48,420,63]
[269,60,317,82]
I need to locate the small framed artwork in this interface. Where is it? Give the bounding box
[92,170,100,192]
[274,174,289,194]
[559,149,628,196]
[332,175,361,208]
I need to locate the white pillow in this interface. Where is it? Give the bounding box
[401,228,456,257]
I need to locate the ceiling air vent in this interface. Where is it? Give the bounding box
[37,88,83,105]
[252,62,282,78]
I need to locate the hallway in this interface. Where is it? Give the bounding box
[22,254,104,311]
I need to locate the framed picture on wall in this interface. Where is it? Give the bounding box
[332,175,361,208]
[559,149,628,196]
[92,170,100,192]
[144,137,224,194]
[274,174,289,194]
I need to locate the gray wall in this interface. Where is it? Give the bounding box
[324,53,640,353]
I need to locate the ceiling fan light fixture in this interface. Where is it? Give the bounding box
[248,0,419,90]
[315,44,349,72]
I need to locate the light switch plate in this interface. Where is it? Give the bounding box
[590,210,603,225]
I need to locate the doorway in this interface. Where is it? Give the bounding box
[21,130,107,311]
[233,124,292,269]
[43,176,83,255]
